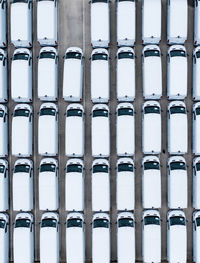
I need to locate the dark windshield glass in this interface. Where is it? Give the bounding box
[13,53,29,61]
[144,50,160,57]
[14,109,30,117]
[67,218,83,228]
[66,164,82,173]
[92,54,108,61]
[118,52,134,59]
[93,109,108,117]
[14,164,30,173]
[144,216,160,225]
[66,52,81,60]
[41,219,57,228]
[0,220,5,229]
[118,163,133,172]
[92,0,108,3]
[118,218,134,228]
[67,109,83,117]
[118,108,133,116]
[170,106,186,114]
[196,51,200,59]
[196,218,200,227]
[144,161,159,170]
[15,219,31,228]
[0,110,4,118]
[40,108,56,116]
[40,52,55,59]
[93,219,109,228]
[40,164,56,173]
[170,50,186,57]
[0,54,4,61]
[144,106,160,114]
[13,0,28,3]
[196,163,200,171]
[0,165,5,173]
[196,108,200,116]
[170,161,186,170]
[170,216,186,226]
[93,164,108,173]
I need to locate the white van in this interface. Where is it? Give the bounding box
[117,212,135,263]
[38,47,58,101]
[90,0,110,48]
[0,0,6,48]
[65,104,84,157]
[91,104,110,157]
[92,159,110,212]
[193,47,200,101]
[13,159,33,211]
[193,157,200,209]
[142,210,161,263]
[38,103,58,156]
[0,213,9,263]
[0,104,7,157]
[168,101,188,155]
[0,159,8,211]
[142,101,161,154]
[142,0,161,44]
[116,158,134,211]
[37,0,58,46]
[116,103,135,156]
[39,158,59,211]
[11,48,32,102]
[116,47,135,101]
[92,213,110,263]
[10,0,32,48]
[168,156,187,209]
[117,0,135,46]
[91,48,109,103]
[12,104,32,157]
[142,45,162,99]
[40,212,59,263]
[142,156,161,209]
[13,212,34,263]
[193,102,200,155]
[193,210,200,263]
[167,210,187,263]
[194,0,200,45]
[63,47,84,102]
[167,0,188,44]
[167,45,187,99]
[65,159,84,211]
[66,212,85,263]
[0,49,7,103]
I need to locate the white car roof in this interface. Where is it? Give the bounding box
[168,100,186,110]
[117,211,134,221]
[117,157,134,166]
[65,46,83,55]
[41,212,59,222]
[13,48,31,56]
[39,46,57,55]
[92,103,109,112]
[142,155,160,165]
[117,46,134,55]
[91,48,109,56]
[168,44,186,53]
[92,212,110,222]
[66,158,84,167]
[66,103,84,112]
[66,212,84,221]
[143,100,160,110]
[39,102,58,111]
[116,102,134,111]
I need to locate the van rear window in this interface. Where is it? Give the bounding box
[40,108,56,116]
[41,218,57,228]
[170,106,186,114]
[0,220,5,229]
[196,51,200,59]
[196,107,200,115]
[93,164,108,173]
[66,52,82,60]
[0,54,3,61]
[67,219,83,228]
[40,52,56,59]
[170,216,185,226]
[144,106,160,114]
[12,0,28,3]
[13,53,29,61]
[144,161,159,170]
[93,109,108,117]
[118,52,134,59]
[170,50,186,57]
[14,109,30,117]
[93,219,109,228]
[40,164,56,173]
[92,0,108,3]
[118,108,133,116]
[66,164,82,173]
[118,218,134,228]
[170,161,186,170]
[196,163,200,171]
[0,110,4,117]
[67,109,83,117]
[92,53,108,61]
[15,219,31,228]
[144,50,160,57]
[196,218,200,227]
[14,164,30,173]
[118,163,133,172]
[144,216,160,226]
[0,165,4,173]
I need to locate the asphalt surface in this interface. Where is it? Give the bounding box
[5,0,195,262]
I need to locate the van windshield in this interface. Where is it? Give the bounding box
[170,216,185,226]
[0,165,5,173]
[40,108,56,116]
[40,164,56,173]
[93,164,108,173]
[93,219,109,228]
[170,161,186,170]
[66,164,82,173]
[93,109,108,117]
[67,109,83,117]
[118,218,134,228]
[0,110,4,118]
[118,163,133,172]
[92,0,108,3]
[196,108,200,115]
[196,163,200,171]
[67,218,83,228]
[144,50,160,57]
[170,106,186,114]
[14,164,30,173]
[144,216,160,225]
[13,53,29,61]
[14,109,30,117]
[118,52,134,59]
[196,51,200,59]
[40,52,56,59]
[144,106,160,114]
[15,219,31,228]
[0,220,5,229]
[92,54,108,61]
[0,54,4,61]
[118,108,133,116]
[41,218,57,228]
[196,218,200,227]
[66,52,82,60]
[144,161,159,170]
[170,50,186,57]
[12,0,28,3]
